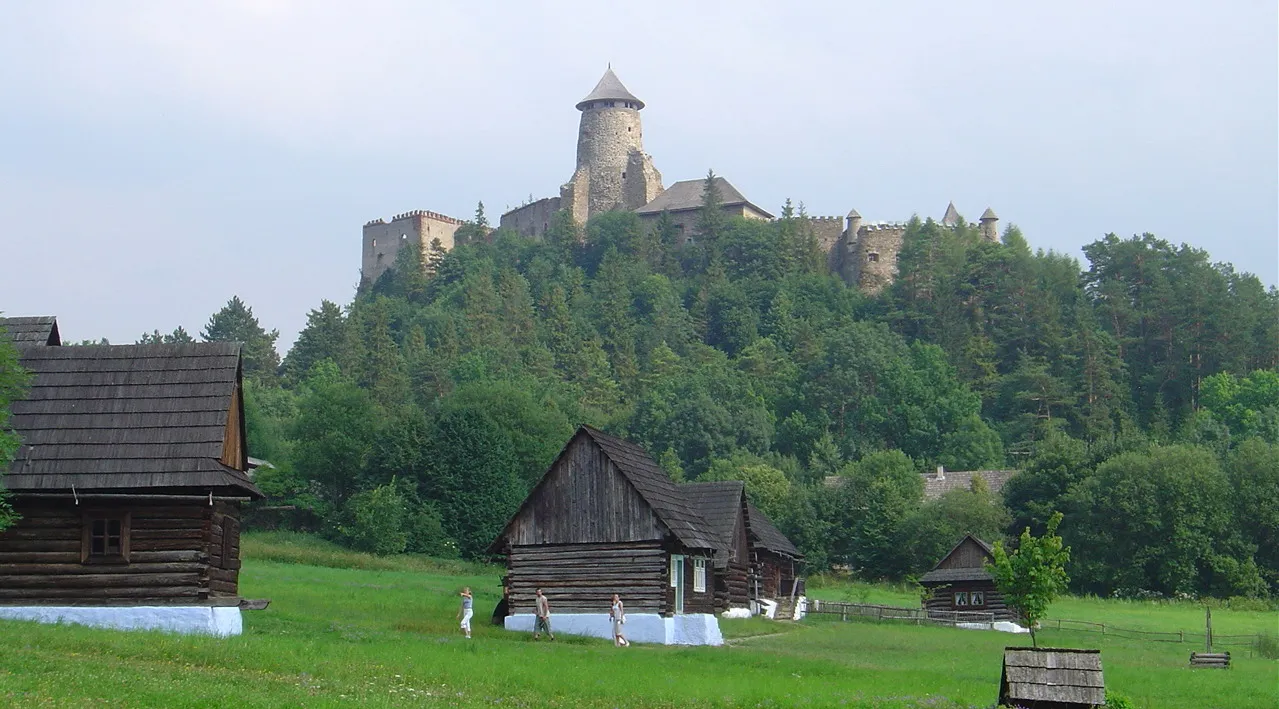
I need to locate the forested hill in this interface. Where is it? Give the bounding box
[197,196,1277,600]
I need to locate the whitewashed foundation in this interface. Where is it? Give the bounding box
[0,605,243,636]
[504,612,723,646]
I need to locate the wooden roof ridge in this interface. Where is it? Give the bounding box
[579,426,719,551]
[745,501,802,559]
[930,534,995,571]
[0,315,61,345]
[918,534,996,585]
[8,341,260,497]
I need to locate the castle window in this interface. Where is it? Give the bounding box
[627,126,632,132]
[867,252,880,263]
[621,171,627,179]
[371,239,377,247]
[401,233,408,240]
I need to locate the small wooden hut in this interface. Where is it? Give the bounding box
[489,425,720,616]
[746,501,803,599]
[0,341,263,634]
[999,647,1105,708]
[918,534,1013,621]
[681,481,751,611]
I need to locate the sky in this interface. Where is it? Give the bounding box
[1,1,1275,351]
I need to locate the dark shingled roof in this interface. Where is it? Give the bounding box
[980,207,999,220]
[7,343,261,497]
[576,68,644,110]
[1001,648,1105,707]
[0,316,60,346]
[747,502,801,559]
[919,534,995,585]
[635,177,774,218]
[682,480,745,567]
[579,426,719,551]
[921,468,1016,500]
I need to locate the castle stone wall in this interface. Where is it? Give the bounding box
[500,197,562,238]
[805,216,848,274]
[849,223,906,295]
[569,106,661,221]
[362,210,463,284]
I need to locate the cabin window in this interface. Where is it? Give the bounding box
[81,512,130,564]
[953,591,969,607]
[970,591,985,607]
[693,558,707,593]
[670,555,680,587]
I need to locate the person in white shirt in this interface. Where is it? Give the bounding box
[610,593,629,647]
[533,588,554,640]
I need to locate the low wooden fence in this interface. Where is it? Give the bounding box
[807,599,994,625]
[806,600,1263,647]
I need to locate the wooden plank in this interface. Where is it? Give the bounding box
[0,586,202,600]
[0,572,202,588]
[0,540,80,553]
[0,562,204,576]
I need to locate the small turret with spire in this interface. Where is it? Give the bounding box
[979,207,999,242]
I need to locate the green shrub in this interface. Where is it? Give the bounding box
[340,482,410,555]
[1256,631,1279,660]
[1103,691,1137,709]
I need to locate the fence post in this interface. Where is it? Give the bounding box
[1101,624,1105,636]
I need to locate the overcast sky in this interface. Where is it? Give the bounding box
[1,1,1275,350]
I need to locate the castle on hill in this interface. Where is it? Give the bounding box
[361,68,1002,294]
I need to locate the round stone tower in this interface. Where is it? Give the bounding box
[560,68,663,224]
[979,207,1000,242]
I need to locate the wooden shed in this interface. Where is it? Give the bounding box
[0,342,263,632]
[999,647,1105,708]
[489,425,720,618]
[747,501,803,599]
[681,481,751,611]
[918,534,1013,621]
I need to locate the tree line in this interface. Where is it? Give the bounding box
[55,177,1279,599]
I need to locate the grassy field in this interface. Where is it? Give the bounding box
[0,533,1273,708]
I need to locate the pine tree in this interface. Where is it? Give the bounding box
[201,296,281,384]
[283,300,352,384]
[695,169,725,258]
[425,237,447,278]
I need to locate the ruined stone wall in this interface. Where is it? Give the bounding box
[805,216,847,274]
[849,223,907,295]
[361,210,463,283]
[500,197,562,238]
[570,105,660,221]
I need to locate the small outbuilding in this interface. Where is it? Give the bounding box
[488,425,723,645]
[681,481,751,612]
[999,647,1105,708]
[0,340,263,635]
[918,534,1013,621]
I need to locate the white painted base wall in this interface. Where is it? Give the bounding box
[0,605,243,637]
[504,612,723,646]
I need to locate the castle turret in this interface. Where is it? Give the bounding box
[560,68,663,224]
[846,208,862,237]
[979,207,999,242]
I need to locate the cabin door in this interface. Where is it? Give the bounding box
[670,554,685,614]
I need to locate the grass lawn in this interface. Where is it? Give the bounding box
[0,534,1273,708]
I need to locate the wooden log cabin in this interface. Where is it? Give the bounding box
[0,333,263,635]
[918,534,1013,621]
[488,425,725,644]
[681,481,751,612]
[745,501,803,602]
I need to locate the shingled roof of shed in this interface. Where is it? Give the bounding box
[1000,648,1105,707]
[919,534,995,585]
[580,426,719,551]
[0,316,60,346]
[747,502,801,559]
[7,342,261,496]
[682,480,745,567]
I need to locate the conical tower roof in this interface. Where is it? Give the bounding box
[577,67,645,110]
[980,207,998,220]
[942,201,961,226]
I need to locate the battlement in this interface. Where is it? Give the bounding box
[860,221,908,231]
[390,209,465,225]
[807,215,845,223]
[364,218,387,227]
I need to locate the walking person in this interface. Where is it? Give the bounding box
[533,588,554,641]
[610,593,629,647]
[457,587,473,639]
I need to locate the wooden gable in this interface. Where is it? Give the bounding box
[502,433,668,546]
[936,535,994,570]
[219,382,247,472]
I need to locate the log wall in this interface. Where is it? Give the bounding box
[922,580,1012,620]
[0,498,244,604]
[507,541,666,614]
